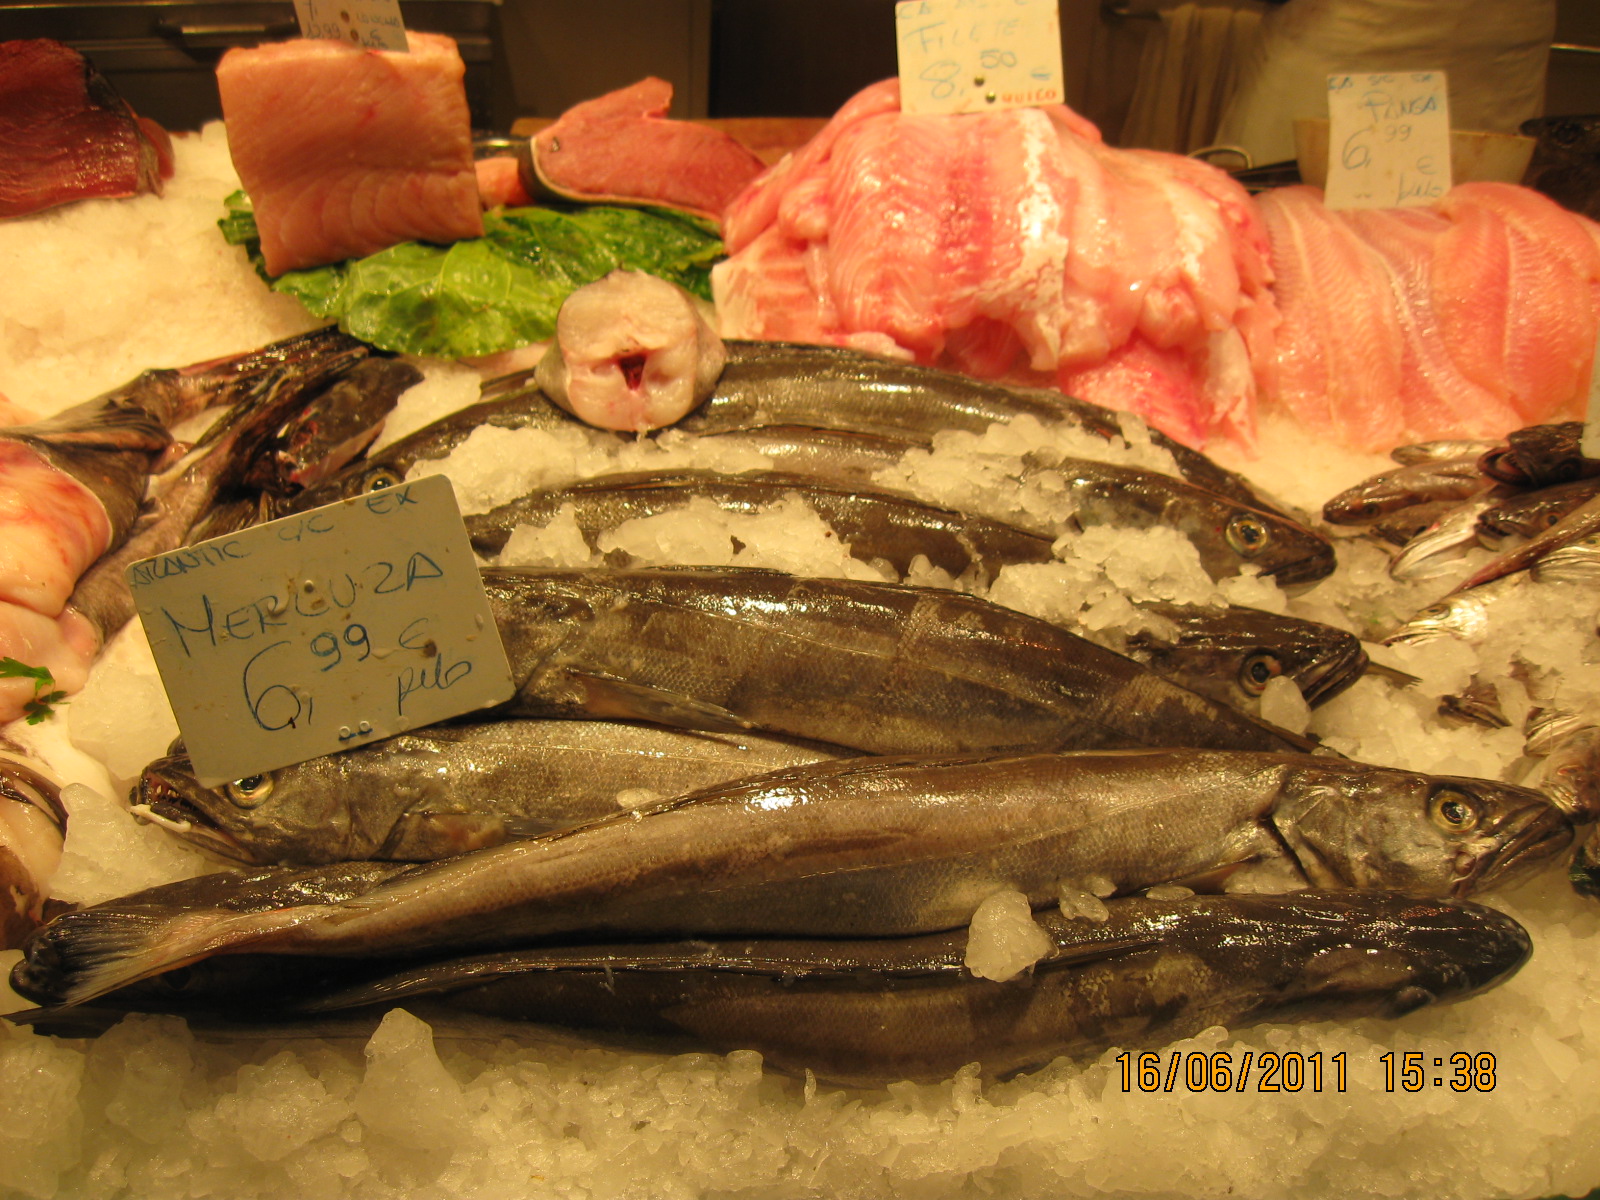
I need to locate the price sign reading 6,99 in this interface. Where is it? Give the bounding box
[128,474,514,786]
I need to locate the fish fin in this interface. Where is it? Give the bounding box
[379,812,512,860]
[566,669,759,733]
[1044,934,1163,967]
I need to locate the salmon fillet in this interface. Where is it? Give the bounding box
[217,33,484,276]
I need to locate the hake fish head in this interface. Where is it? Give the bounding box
[1271,763,1573,898]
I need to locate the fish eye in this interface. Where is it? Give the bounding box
[1225,514,1272,558]
[1429,789,1481,833]
[225,774,274,808]
[1238,651,1283,694]
[364,467,403,492]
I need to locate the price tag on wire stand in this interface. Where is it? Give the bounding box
[127,475,514,786]
[894,0,1064,117]
[1324,71,1452,209]
[292,0,409,51]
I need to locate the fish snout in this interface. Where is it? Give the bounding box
[1455,801,1575,897]
[131,760,253,863]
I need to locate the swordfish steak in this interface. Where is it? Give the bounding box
[217,32,484,275]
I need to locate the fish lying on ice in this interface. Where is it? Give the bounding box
[1478,421,1600,489]
[297,892,1535,1085]
[1322,456,1491,525]
[134,719,849,866]
[0,743,67,948]
[479,566,1319,755]
[13,893,1532,1088]
[10,748,1569,1007]
[535,270,727,432]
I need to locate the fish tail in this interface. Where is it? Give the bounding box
[13,903,309,1008]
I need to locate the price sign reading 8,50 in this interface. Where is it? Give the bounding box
[129,475,514,786]
[894,0,1064,116]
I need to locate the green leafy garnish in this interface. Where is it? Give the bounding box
[219,191,724,359]
[0,658,67,725]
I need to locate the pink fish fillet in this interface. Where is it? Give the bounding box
[217,33,484,276]
[0,38,172,218]
[1344,206,1523,440]
[1257,187,1406,451]
[1440,183,1600,426]
[0,441,112,616]
[0,601,96,725]
[529,78,766,220]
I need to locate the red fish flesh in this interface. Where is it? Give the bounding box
[0,39,173,219]
[528,78,766,220]
[713,79,1274,448]
[217,33,484,276]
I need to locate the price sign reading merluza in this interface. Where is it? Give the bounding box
[292,0,409,51]
[1324,71,1452,210]
[129,475,514,786]
[894,0,1064,117]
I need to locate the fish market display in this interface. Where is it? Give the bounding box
[216,33,484,275]
[534,270,727,431]
[13,748,1565,1007]
[0,39,173,219]
[714,79,1276,448]
[525,77,766,219]
[4,97,1600,1200]
[135,719,847,865]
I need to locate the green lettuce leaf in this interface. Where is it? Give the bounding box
[218,192,723,359]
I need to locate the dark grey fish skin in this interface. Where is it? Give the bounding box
[1369,499,1468,548]
[10,327,367,544]
[1479,422,1600,489]
[1322,457,1490,525]
[681,425,917,487]
[135,719,850,866]
[466,469,1059,583]
[282,892,1531,1086]
[10,748,1566,1008]
[680,341,1285,514]
[66,348,370,642]
[1476,476,1600,541]
[242,357,422,495]
[1120,601,1368,710]
[283,384,581,514]
[289,341,1290,518]
[480,567,1320,756]
[1390,438,1501,466]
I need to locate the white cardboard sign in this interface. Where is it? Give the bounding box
[895,0,1065,117]
[1324,71,1452,210]
[128,475,514,786]
[292,0,409,52]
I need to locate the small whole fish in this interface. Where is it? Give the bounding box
[1449,492,1600,595]
[1120,601,1368,710]
[1479,422,1600,489]
[536,270,726,432]
[135,719,849,866]
[1389,438,1501,467]
[281,892,1531,1086]
[1476,477,1600,542]
[11,748,1567,1007]
[480,566,1319,756]
[1322,457,1490,525]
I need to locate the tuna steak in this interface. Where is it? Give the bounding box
[217,33,484,275]
[0,39,172,219]
[527,78,766,220]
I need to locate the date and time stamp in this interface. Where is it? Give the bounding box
[1112,1050,1498,1094]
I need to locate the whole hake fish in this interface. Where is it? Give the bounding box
[283,891,1531,1086]
[11,748,1568,1007]
[135,719,849,865]
[479,567,1317,755]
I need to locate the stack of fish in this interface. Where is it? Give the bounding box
[4,290,1583,1086]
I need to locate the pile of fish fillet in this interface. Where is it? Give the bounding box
[0,40,1599,1200]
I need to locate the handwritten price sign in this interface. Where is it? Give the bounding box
[291,0,409,52]
[129,475,513,786]
[1324,71,1452,209]
[895,0,1064,117]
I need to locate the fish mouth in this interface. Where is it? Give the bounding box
[1295,641,1370,707]
[1259,541,1338,590]
[1455,806,1575,897]
[131,766,254,864]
